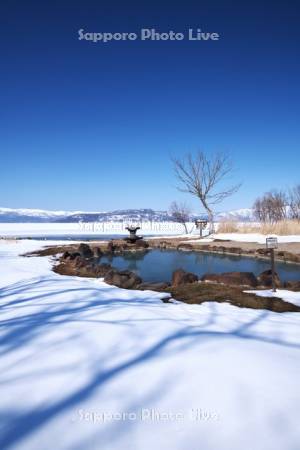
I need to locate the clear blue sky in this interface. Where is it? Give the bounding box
[1,0,299,213]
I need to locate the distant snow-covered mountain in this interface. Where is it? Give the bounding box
[0,207,85,223]
[0,207,172,223]
[216,208,254,222]
[0,207,254,223]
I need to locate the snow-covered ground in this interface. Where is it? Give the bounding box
[0,222,197,237]
[0,240,300,450]
[1,223,300,244]
[211,232,300,244]
[176,232,300,244]
[245,289,300,307]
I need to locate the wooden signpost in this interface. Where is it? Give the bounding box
[195,219,208,238]
[266,237,278,292]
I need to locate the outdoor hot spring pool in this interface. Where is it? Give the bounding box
[100,249,300,283]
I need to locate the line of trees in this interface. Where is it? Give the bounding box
[253,185,300,223]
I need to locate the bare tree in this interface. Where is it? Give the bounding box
[172,152,240,232]
[253,190,287,223]
[289,185,300,221]
[169,201,191,234]
[253,197,265,223]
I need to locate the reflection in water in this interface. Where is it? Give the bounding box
[100,249,300,283]
[121,251,149,271]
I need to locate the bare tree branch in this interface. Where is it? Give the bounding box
[254,190,288,223]
[172,151,241,232]
[289,185,300,221]
[169,201,191,234]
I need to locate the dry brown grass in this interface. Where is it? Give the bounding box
[165,282,300,312]
[217,220,300,235]
[217,220,239,233]
[259,220,300,235]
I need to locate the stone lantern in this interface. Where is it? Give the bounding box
[125,226,142,243]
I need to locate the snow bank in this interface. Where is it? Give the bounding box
[245,289,300,307]
[0,222,197,238]
[213,232,300,244]
[0,241,300,450]
[2,224,299,245]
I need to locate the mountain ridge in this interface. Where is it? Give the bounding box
[0,207,254,223]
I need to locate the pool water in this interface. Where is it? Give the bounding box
[101,249,300,283]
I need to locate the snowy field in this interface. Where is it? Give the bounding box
[0,222,197,238]
[1,223,300,244]
[0,240,300,450]
[211,232,300,244]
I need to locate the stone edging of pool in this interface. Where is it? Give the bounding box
[149,238,300,265]
[24,240,300,314]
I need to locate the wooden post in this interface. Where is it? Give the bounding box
[270,248,276,292]
[195,219,208,239]
[266,237,278,293]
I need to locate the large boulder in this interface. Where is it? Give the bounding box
[202,272,258,287]
[93,247,103,258]
[107,240,129,253]
[257,270,281,288]
[158,241,170,249]
[69,252,81,260]
[227,247,243,255]
[74,256,89,268]
[199,244,212,251]
[256,249,269,256]
[107,241,115,253]
[172,269,198,287]
[138,281,170,291]
[283,280,300,291]
[280,252,300,263]
[133,239,149,249]
[95,263,113,277]
[104,269,142,289]
[78,243,94,258]
[177,243,194,251]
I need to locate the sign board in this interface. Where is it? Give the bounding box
[195,219,207,228]
[266,237,278,249]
